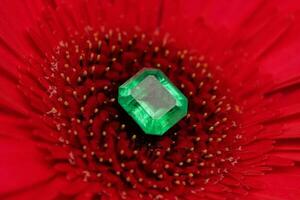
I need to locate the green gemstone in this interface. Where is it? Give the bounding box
[118,68,188,136]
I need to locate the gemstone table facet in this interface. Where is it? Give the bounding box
[131,75,176,119]
[118,68,188,136]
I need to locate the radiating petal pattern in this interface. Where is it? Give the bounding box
[0,0,300,200]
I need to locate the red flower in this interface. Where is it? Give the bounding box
[1,0,300,199]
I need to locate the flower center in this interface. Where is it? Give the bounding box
[43,28,241,198]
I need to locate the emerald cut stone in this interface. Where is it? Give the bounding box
[118,68,188,136]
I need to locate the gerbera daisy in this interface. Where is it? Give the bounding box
[0,0,300,199]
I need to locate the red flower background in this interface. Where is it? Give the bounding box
[0,0,300,199]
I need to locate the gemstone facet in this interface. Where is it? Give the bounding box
[118,68,188,136]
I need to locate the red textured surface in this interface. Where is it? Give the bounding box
[0,0,300,200]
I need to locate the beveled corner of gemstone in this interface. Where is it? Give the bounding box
[118,68,188,136]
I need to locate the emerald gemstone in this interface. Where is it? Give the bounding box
[118,68,188,136]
